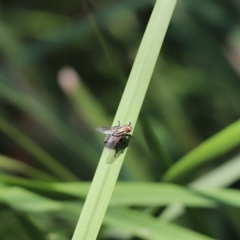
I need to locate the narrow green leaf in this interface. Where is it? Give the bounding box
[0,186,62,212]
[71,1,176,239]
[200,188,240,208]
[162,119,240,182]
[105,208,214,240]
[110,183,215,207]
[0,186,214,240]
[0,154,56,181]
[0,78,98,168]
[0,117,77,181]
[0,176,218,208]
[190,154,240,189]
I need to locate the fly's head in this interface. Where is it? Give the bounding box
[124,125,132,133]
[123,122,132,134]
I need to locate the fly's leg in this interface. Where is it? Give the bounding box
[124,134,134,138]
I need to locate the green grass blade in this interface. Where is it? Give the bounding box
[0,176,216,208]
[0,185,214,240]
[0,154,56,181]
[162,119,240,182]
[3,176,240,211]
[0,117,78,181]
[199,188,240,208]
[71,1,176,239]
[0,186,62,212]
[190,154,240,189]
[57,68,111,128]
[105,208,214,240]
[0,78,99,168]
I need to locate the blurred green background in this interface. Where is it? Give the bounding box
[1,0,240,239]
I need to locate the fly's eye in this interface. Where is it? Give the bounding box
[125,126,131,133]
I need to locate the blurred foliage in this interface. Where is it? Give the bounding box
[0,0,240,239]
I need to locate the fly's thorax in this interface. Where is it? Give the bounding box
[112,125,131,137]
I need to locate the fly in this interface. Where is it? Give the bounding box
[96,121,133,151]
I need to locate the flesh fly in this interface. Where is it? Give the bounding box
[96,121,133,154]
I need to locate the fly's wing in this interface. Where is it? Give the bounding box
[104,134,111,143]
[105,135,122,149]
[95,126,113,135]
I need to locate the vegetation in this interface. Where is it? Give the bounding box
[0,0,240,240]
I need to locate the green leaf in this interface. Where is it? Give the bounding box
[0,117,77,181]
[71,1,177,239]
[0,176,216,208]
[163,119,240,182]
[0,186,62,212]
[0,79,98,169]
[190,154,240,189]
[0,154,56,181]
[105,207,215,240]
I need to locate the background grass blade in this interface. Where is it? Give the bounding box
[190,154,240,189]
[0,117,77,181]
[162,119,240,182]
[105,208,214,240]
[71,1,176,239]
[0,154,56,181]
[0,78,98,168]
